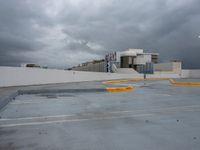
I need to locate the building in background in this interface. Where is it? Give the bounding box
[21,64,41,68]
[71,48,182,74]
[72,59,106,72]
[118,49,158,73]
[72,49,159,73]
[21,64,48,69]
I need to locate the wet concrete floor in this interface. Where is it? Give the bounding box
[0,80,200,150]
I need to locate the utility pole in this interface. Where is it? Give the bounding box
[143,63,146,79]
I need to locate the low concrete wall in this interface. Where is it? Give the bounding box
[154,62,182,74]
[147,72,180,78]
[0,67,143,87]
[181,69,200,78]
[0,67,182,87]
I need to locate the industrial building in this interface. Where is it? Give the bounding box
[72,48,181,74]
[119,49,158,68]
[71,59,106,72]
[118,49,158,73]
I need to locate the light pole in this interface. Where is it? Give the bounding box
[143,64,146,79]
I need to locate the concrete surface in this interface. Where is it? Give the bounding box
[0,87,19,110]
[0,80,200,150]
[181,69,200,78]
[0,81,108,110]
[154,62,182,74]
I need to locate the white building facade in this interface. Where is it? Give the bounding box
[115,49,158,73]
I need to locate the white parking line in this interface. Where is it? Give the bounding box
[10,99,74,105]
[1,104,200,128]
[1,104,200,122]
[0,113,154,128]
[106,105,200,114]
[0,114,75,121]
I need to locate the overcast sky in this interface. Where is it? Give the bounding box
[0,0,199,69]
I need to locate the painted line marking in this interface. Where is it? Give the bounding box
[103,78,200,87]
[1,104,200,122]
[10,99,74,105]
[0,114,154,128]
[106,86,134,92]
[1,105,200,127]
[170,79,200,86]
[0,114,75,121]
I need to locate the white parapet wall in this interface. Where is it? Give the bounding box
[181,69,200,78]
[0,67,143,87]
[0,67,182,87]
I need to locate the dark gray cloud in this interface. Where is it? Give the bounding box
[0,0,199,68]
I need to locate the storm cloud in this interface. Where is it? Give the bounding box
[0,0,200,68]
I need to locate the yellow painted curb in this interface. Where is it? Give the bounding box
[102,78,170,85]
[103,78,200,93]
[144,78,170,81]
[169,79,200,86]
[106,86,134,92]
[102,78,142,85]
[102,78,170,93]
[102,79,138,92]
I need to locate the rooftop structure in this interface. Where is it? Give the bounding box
[72,49,159,73]
[119,49,159,67]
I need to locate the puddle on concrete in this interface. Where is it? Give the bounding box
[37,93,75,99]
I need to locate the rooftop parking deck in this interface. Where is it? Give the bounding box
[0,80,200,150]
